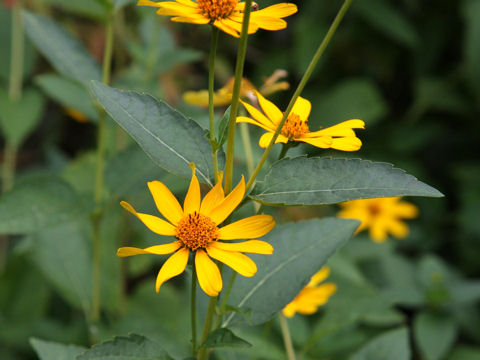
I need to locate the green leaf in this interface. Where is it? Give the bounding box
[77,334,174,360]
[24,11,101,85]
[251,157,443,206]
[462,0,480,98]
[35,0,107,20]
[0,88,45,146]
[30,338,86,360]
[223,218,359,326]
[449,346,480,360]
[200,328,252,349]
[216,106,231,148]
[114,0,136,9]
[0,176,86,235]
[350,328,410,360]
[414,312,457,360]
[90,81,221,186]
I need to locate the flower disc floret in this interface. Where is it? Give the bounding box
[175,212,219,250]
[197,0,238,20]
[281,113,309,139]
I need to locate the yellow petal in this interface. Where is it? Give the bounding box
[184,163,201,215]
[308,267,330,286]
[171,16,211,24]
[290,96,311,122]
[258,132,289,148]
[253,3,298,18]
[386,219,409,238]
[120,201,176,235]
[148,181,184,225]
[370,219,388,243]
[218,215,275,240]
[207,176,245,225]
[300,136,333,149]
[156,247,189,292]
[200,172,225,215]
[282,301,297,318]
[330,137,362,151]
[392,201,419,218]
[206,246,257,277]
[210,240,273,254]
[236,116,274,132]
[255,91,283,124]
[251,17,287,31]
[195,249,222,296]
[213,19,240,37]
[240,100,276,129]
[117,241,181,257]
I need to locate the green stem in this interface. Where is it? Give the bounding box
[208,26,220,183]
[279,313,297,360]
[223,0,253,194]
[245,0,354,193]
[197,295,218,360]
[278,142,292,161]
[214,271,237,329]
[239,122,255,177]
[191,267,198,357]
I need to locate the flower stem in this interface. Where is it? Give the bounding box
[197,295,218,360]
[278,142,292,161]
[223,0,253,194]
[245,0,354,193]
[191,266,198,357]
[279,313,297,360]
[208,26,220,183]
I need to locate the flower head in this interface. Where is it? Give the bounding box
[137,0,297,37]
[282,267,337,318]
[117,164,275,296]
[337,197,419,243]
[237,91,365,151]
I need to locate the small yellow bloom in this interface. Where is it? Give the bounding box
[282,267,337,318]
[337,197,419,243]
[117,164,275,297]
[237,91,365,151]
[137,0,297,38]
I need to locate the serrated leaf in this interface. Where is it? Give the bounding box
[414,312,457,360]
[90,81,222,186]
[24,11,101,85]
[350,328,410,360]
[223,218,359,326]
[200,328,252,349]
[251,157,443,206]
[77,334,174,360]
[30,338,86,360]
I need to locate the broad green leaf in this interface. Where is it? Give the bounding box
[449,346,480,360]
[35,0,107,19]
[0,176,86,235]
[251,157,443,206]
[0,88,45,146]
[77,334,174,360]
[462,0,480,98]
[90,81,222,186]
[24,11,101,85]
[200,328,251,349]
[223,218,359,326]
[30,220,93,314]
[30,338,86,360]
[35,74,98,121]
[414,312,457,360]
[350,328,410,360]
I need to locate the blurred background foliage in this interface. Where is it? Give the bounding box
[0,0,479,359]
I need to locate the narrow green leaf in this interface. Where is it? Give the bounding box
[24,11,101,85]
[223,218,359,326]
[414,312,457,360]
[200,328,252,349]
[30,338,86,360]
[90,81,222,186]
[77,334,174,360]
[350,328,410,360]
[251,157,443,206]
[216,106,231,148]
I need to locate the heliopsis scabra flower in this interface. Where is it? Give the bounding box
[117,164,275,296]
[337,197,419,243]
[137,0,298,38]
[237,91,365,151]
[282,267,337,318]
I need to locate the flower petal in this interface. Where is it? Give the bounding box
[120,201,176,235]
[210,240,273,254]
[236,116,274,132]
[117,241,181,257]
[184,163,201,215]
[330,137,362,151]
[258,132,288,148]
[206,246,257,277]
[252,3,298,18]
[391,201,419,218]
[207,176,245,225]
[308,267,330,286]
[156,247,189,292]
[200,172,225,215]
[290,96,311,121]
[195,249,222,296]
[218,215,275,240]
[240,100,276,129]
[255,91,283,124]
[300,136,333,149]
[148,181,184,225]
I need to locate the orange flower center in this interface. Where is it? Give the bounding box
[281,113,310,139]
[175,212,219,251]
[368,203,381,216]
[197,0,238,20]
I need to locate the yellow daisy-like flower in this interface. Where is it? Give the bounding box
[337,197,419,243]
[137,0,298,38]
[282,267,337,318]
[117,164,275,297]
[237,91,365,151]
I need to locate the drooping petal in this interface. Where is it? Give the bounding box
[290,96,311,122]
[386,219,409,238]
[207,176,245,225]
[117,241,181,257]
[200,172,225,215]
[218,215,275,240]
[370,219,388,243]
[308,267,330,286]
[213,20,240,37]
[330,137,362,151]
[195,249,222,296]
[120,201,176,235]
[155,247,189,292]
[300,136,333,149]
[236,116,274,132]
[258,132,289,148]
[184,163,201,215]
[209,240,273,254]
[255,91,283,124]
[148,181,184,225]
[206,246,257,277]
[171,16,211,24]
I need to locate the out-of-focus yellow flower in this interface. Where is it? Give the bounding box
[237,91,365,151]
[282,267,337,318]
[117,164,275,297]
[183,70,290,107]
[337,197,419,243]
[64,108,88,123]
[137,0,297,38]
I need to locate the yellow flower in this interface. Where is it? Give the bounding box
[117,164,275,297]
[137,0,297,38]
[337,197,419,243]
[282,267,337,318]
[237,91,365,151]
